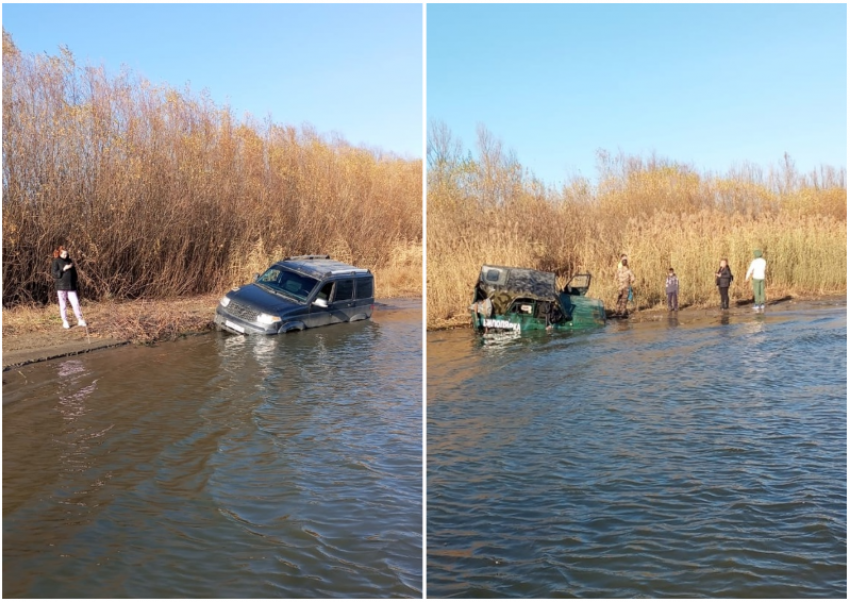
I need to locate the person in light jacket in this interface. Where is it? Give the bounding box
[51,246,87,329]
[665,268,679,311]
[715,258,734,310]
[614,258,635,317]
[745,249,767,311]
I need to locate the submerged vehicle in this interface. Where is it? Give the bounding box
[469,265,605,334]
[215,255,374,335]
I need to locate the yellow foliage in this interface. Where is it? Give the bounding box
[2,31,422,305]
[427,125,847,328]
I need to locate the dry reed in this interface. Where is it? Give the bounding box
[427,122,846,327]
[2,31,422,307]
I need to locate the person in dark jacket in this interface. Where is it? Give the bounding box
[715,258,734,309]
[51,246,87,329]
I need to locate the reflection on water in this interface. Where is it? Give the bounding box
[427,302,846,597]
[3,301,422,598]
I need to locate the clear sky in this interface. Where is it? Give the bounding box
[2,3,423,158]
[428,3,847,187]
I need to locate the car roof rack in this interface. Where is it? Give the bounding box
[277,255,372,280]
[283,254,331,261]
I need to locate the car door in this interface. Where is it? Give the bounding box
[351,276,374,319]
[330,279,356,322]
[305,281,335,328]
[508,299,546,330]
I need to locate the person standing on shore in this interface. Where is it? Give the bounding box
[615,258,635,317]
[745,249,767,311]
[616,253,628,271]
[665,268,679,311]
[51,246,87,329]
[715,258,734,309]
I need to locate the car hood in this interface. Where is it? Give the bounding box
[228,283,303,315]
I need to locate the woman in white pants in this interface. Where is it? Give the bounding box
[51,246,87,329]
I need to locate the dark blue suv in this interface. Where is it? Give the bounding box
[214,255,374,335]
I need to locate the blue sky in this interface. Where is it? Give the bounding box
[428,3,847,187]
[2,3,423,158]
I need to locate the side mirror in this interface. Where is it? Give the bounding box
[254,273,260,282]
[313,298,328,309]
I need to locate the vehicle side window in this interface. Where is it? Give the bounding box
[485,269,501,283]
[317,282,334,301]
[333,280,354,301]
[356,277,373,299]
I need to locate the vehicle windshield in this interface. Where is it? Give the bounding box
[256,267,318,302]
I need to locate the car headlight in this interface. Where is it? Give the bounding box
[256,313,282,325]
[220,296,231,308]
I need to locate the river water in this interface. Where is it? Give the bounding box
[3,300,422,598]
[427,300,846,597]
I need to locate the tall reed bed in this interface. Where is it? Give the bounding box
[2,31,422,306]
[427,122,846,327]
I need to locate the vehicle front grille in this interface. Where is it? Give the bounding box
[227,300,258,322]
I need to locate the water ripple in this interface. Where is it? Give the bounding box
[4,301,422,598]
[428,304,846,597]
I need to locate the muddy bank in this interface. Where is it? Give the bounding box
[2,295,217,370]
[2,296,420,370]
[2,336,129,371]
[427,294,845,331]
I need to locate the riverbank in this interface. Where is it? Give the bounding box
[427,293,845,331]
[2,295,219,370]
[427,126,845,332]
[2,294,422,370]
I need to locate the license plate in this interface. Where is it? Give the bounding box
[225,320,245,333]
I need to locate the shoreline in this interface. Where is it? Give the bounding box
[427,293,846,332]
[2,295,422,371]
[2,293,842,368]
